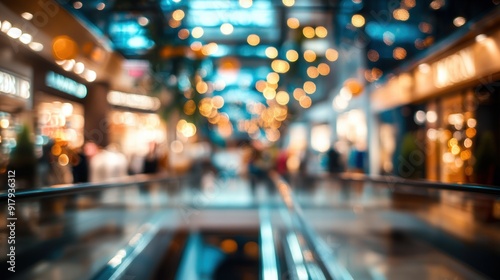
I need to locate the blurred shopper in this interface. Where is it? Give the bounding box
[89,144,128,182]
[276,149,289,180]
[71,146,89,183]
[326,145,343,174]
[248,145,275,196]
[143,141,159,174]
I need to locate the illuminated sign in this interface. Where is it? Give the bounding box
[0,70,30,100]
[109,19,154,51]
[45,71,87,98]
[432,48,476,88]
[107,90,161,111]
[186,1,275,28]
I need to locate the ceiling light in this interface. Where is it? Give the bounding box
[138,16,149,26]
[418,63,430,73]
[62,59,75,71]
[85,69,97,82]
[21,12,33,20]
[393,9,410,21]
[74,62,85,74]
[29,42,43,52]
[282,0,295,7]
[453,17,466,27]
[7,27,22,39]
[96,3,105,10]
[73,1,83,9]
[19,33,32,44]
[475,34,487,42]
[393,47,407,60]
[1,21,12,33]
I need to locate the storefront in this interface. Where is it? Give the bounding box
[33,68,88,185]
[0,67,33,179]
[106,90,166,173]
[372,24,500,185]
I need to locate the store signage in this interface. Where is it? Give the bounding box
[45,71,87,98]
[0,70,30,100]
[107,90,161,111]
[432,48,476,88]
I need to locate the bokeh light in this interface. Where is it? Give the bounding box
[351,14,365,27]
[287,18,300,29]
[325,48,339,61]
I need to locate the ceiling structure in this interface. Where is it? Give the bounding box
[2,0,498,142]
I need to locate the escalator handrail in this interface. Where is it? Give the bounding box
[270,171,353,280]
[324,173,500,195]
[0,173,188,201]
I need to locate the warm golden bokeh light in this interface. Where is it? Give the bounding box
[263,87,277,100]
[169,19,181,28]
[172,9,185,21]
[299,95,312,108]
[293,88,306,100]
[303,81,316,94]
[192,27,204,38]
[247,34,260,46]
[196,81,208,93]
[255,80,267,92]
[307,66,319,78]
[393,8,410,21]
[239,0,253,8]
[271,60,290,73]
[315,26,328,38]
[317,63,330,76]
[266,72,280,84]
[351,14,365,27]
[220,239,238,254]
[287,17,300,29]
[276,91,290,105]
[325,48,339,61]
[178,29,190,40]
[190,41,203,51]
[303,26,315,38]
[183,100,196,115]
[286,49,299,62]
[282,0,295,7]
[265,47,278,59]
[211,96,225,109]
[304,50,317,62]
[220,23,234,35]
[202,42,218,56]
[393,47,407,60]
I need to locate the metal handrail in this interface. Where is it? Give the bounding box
[0,173,186,201]
[315,173,500,195]
[270,171,352,280]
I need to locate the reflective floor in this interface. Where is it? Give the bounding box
[1,173,499,280]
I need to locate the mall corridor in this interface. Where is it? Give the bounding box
[1,0,500,279]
